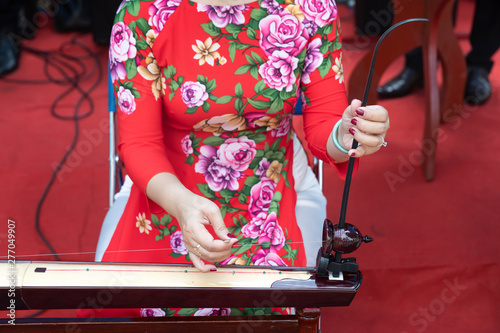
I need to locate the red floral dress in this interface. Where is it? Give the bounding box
[102,0,352,317]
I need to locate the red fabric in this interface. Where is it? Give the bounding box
[103,0,353,270]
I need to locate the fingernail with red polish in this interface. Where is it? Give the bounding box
[350,152,356,157]
[349,128,356,136]
[227,233,237,239]
[351,118,358,125]
[210,268,217,272]
[356,108,365,116]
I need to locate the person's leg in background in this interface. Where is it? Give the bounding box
[377,0,459,99]
[464,0,500,105]
[377,48,424,98]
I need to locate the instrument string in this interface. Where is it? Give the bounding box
[0,241,322,259]
[39,268,312,275]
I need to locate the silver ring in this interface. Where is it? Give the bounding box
[378,135,387,147]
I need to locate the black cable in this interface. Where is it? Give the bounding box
[1,33,104,262]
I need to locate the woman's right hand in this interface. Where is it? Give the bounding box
[146,172,238,272]
[174,192,238,272]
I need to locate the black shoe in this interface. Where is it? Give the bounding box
[377,67,424,99]
[464,66,491,106]
[0,33,20,76]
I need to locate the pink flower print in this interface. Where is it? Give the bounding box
[259,13,308,58]
[180,81,209,108]
[181,135,193,156]
[258,212,285,252]
[256,158,271,179]
[194,308,231,316]
[218,136,256,172]
[245,112,279,130]
[303,19,319,36]
[110,22,137,62]
[296,0,338,28]
[242,213,267,239]
[109,52,126,82]
[272,114,292,138]
[259,50,299,92]
[252,249,287,266]
[248,177,277,218]
[117,86,136,114]
[301,38,323,84]
[140,308,166,317]
[242,222,262,239]
[197,4,248,28]
[148,0,182,33]
[195,145,243,192]
[170,231,188,255]
[261,0,282,15]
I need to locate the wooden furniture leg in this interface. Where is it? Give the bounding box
[347,0,466,181]
[421,2,441,181]
[297,307,321,333]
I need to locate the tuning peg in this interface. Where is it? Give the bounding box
[363,235,374,243]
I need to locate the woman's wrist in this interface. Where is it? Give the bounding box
[326,119,350,163]
[331,119,350,154]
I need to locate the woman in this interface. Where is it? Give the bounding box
[102,0,389,316]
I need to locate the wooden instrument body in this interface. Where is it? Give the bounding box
[1,261,361,332]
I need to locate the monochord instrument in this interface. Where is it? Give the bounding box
[1,260,361,332]
[1,261,361,310]
[0,219,372,332]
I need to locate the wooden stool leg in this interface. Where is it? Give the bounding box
[421,17,439,181]
[296,307,321,333]
[422,43,439,181]
[421,0,457,181]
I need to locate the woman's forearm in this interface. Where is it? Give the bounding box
[145,172,193,219]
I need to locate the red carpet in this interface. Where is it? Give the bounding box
[1,1,499,331]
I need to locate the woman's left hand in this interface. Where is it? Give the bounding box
[338,98,390,158]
